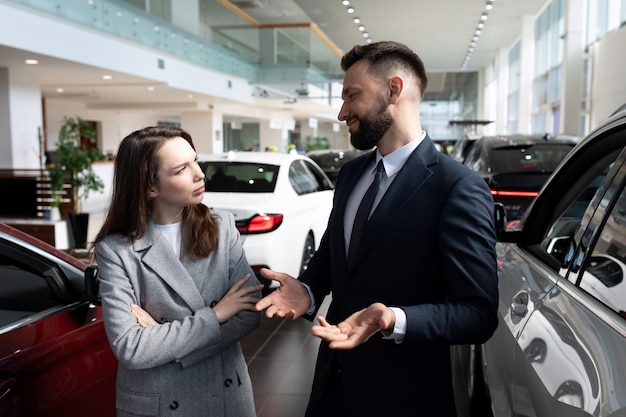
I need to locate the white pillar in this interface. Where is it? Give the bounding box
[561,0,584,135]
[517,14,535,134]
[181,109,223,154]
[0,67,44,169]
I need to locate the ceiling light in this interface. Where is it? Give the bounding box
[342,0,350,5]
[147,86,155,91]
[56,88,64,93]
[353,17,361,23]
[358,25,365,31]
[475,29,482,35]
[478,22,485,29]
[102,75,113,80]
[362,32,369,37]
[486,1,494,9]
[481,13,488,20]
[25,59,39,65]
[347,6,355,13]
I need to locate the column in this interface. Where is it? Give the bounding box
[181,109,224,154]
[0,67,44,169]
[561,0,584,135]
[517,14,535,134]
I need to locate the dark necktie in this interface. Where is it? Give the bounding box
[348,160,384,266]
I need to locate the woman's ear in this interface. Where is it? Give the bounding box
[147,186,159,198]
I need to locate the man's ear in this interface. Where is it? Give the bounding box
[388,76,403,103]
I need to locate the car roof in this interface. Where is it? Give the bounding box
[197,151,314,165]
[0,222,86,270]
[476,134,580,149]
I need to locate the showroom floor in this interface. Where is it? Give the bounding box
[241,296,330,417]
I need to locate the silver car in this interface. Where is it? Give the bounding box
[452,105,626,417]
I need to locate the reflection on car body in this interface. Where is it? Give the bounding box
[198,151,334,290]
[451,104,626,417]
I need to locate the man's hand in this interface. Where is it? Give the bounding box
[255,268,311,320]
[213,274,264,324]
[310,302,396,349]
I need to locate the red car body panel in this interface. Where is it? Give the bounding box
[0,223,117,416]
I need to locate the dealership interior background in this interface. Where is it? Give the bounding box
[2,0,626,243]
[2,1,626,416]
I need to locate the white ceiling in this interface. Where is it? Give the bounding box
[0,0,550,121]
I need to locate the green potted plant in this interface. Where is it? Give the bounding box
[46,116,105,248]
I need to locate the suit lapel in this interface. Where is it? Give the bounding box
[349,137,439,269]
[134,223,206,311]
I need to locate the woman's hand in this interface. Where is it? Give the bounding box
[131,304,159,327]
[213,274,264,324]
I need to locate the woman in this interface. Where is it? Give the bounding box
[94,126,262,417]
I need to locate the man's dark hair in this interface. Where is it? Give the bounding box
[341,41,428,97]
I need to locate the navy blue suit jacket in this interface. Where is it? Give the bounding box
[300,136,498,416]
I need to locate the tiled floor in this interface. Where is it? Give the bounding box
[242,297,330,417]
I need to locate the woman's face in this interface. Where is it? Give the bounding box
[149,137,205,220]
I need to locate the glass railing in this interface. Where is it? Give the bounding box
[7,0,343,86]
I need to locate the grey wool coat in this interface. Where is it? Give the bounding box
[95,209,262,417]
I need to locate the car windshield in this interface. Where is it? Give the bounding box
[491,144,574,173]
[199,161,278,192]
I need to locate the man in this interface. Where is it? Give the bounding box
[255,41,498,417]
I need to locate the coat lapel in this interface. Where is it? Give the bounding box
[134,223,206,311]
[348,137,439,269]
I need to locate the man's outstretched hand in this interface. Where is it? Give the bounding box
[311,302,396,349]
[255,268,311,320]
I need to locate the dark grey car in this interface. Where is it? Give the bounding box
[452,105,626,417]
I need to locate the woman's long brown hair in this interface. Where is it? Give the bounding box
[93,126,218,260]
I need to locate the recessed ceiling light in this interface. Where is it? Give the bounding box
[25,59,39,65]
[353,17,360,23]
[102,75,113,80]
[342,0,350,5]
[347,7,355,13]
[147,86,155,91]
[56,88,64,93]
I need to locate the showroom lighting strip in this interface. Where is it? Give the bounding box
[342,0,372,44]
[462,0,494,70]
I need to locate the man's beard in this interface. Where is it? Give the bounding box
[349,98,394,150]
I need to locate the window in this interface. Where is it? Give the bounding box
[200,161,278,193]
[0,244,64,328]
[578,180,626,316]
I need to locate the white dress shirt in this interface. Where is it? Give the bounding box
[306,132,427,343]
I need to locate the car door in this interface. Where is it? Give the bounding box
[484,113,626,417]
[0,232,116,417]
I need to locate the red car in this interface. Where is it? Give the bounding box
[0,223,116,416]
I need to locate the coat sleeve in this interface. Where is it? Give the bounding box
[402,173,499,345]
[178,213,261,368]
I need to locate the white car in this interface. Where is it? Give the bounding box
[198,151,335,290]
